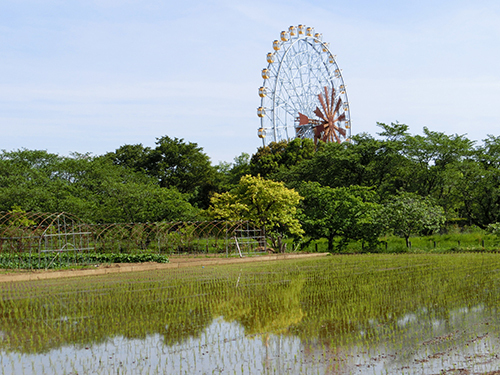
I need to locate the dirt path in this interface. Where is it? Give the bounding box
[0,253,329,283]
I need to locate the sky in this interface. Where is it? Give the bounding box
[1,0,500,164]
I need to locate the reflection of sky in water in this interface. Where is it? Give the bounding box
[3,305,500,375]
[318,304,500,374]
[1,318,306,375]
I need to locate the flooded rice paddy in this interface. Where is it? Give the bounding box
[1,254,500,374]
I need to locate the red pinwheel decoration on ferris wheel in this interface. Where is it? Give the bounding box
[297,86,347,144]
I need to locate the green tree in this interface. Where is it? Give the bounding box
[249,140,289,178]
[0,149,68,213]
[401,127,474,197]
[299,182,382,252]
[380,192,446,247]
[206,175,303,251]
[104,136,218,209]
[146,136,217,208]
[215,152,251,191]
[56,155,198,223]
[249,138,315,179]
[103,143,152,172]
[463,135,500,226]
[148,136,213,192]
[376,121,410,141]
[282,130,409,198]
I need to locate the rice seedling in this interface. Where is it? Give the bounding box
[1,254,500,373]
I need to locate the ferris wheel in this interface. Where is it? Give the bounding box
[257,25,351,146]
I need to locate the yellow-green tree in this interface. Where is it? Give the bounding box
[207,175,303,251]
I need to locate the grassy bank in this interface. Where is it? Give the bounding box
[299,227,500,254]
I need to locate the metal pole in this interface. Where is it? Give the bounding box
[225,222,228,258]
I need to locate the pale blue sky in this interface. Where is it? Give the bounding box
[1,0,499,163]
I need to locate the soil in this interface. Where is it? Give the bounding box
[0,252,329,283]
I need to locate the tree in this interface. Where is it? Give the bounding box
[103,143,152,172]
[0,149,198,223]
[148,136,214,193]
[458,135,500,226]
[104,136,218,208]
[215,152,251,191]
[249,140,289,178]
[380,192,446,247]
[282,131,410,198]
[206,175,303,251]
[0,149,69,213]
[249,138,315,179]
[376,121,410,141]
[299,182,382,252]
[401,127,474,199]
[54,155,199,223]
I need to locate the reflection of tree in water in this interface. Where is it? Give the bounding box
[162,272,307,344]
[162,305,215,345]
[0,272,225,353]
[220,274,306,336]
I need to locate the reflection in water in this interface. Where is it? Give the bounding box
[2,312,500,375]
[1,319,308,375]
[1,254,500,374]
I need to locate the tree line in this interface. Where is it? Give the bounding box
[2,122,500,250]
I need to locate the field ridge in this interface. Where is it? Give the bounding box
[0,252,329,283]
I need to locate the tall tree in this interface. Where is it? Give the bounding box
[249,138,315,179]
[402,127,474,196]
[448,136,500,227]
[105,136,218,208]
[104,143,152,172]
[216,152,251,191]
[148,136,214,193]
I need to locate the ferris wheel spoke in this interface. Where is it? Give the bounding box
[277,68,307,116]
[276,83,302,117]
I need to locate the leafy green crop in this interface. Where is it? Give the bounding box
[0,252,169,269]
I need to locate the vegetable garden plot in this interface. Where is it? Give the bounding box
[1,254,500,374]
[0,212,94,269]
[0,213,264,269]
